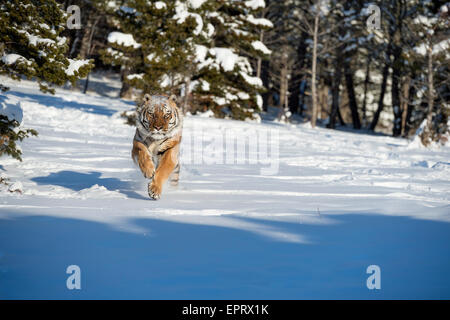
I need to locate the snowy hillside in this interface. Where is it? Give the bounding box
[1,76,449,299]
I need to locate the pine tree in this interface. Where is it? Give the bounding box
[0,0,93,161]
[100,0,202,99]
[0,0,93,93]
[193,0,272,120]
[0,91,38,161]
[101,0,272,121]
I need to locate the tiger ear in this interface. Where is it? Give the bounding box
[169,94,178,104]
[143,93,152,103]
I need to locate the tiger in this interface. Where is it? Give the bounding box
[131,93,183,200]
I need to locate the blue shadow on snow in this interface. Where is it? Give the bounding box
[0,212,449,299]
[31,170,147,200]
[7,90,134,116]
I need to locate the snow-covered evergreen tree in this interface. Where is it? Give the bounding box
[101,0,207,99]
[0,0,93,161]
[192,0,272,120]
[0,93,37,161]
[0,0,93,93]
[101,0,272,120]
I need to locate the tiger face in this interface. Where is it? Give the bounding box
[138,94,181,139]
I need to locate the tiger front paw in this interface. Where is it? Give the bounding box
[142,165,155,179]
[148,181,162,200]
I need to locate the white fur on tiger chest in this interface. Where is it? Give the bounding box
[146,139,164,166]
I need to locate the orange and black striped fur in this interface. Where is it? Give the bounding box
[132,94,182,200]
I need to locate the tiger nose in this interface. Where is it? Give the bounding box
[155,125,163,131]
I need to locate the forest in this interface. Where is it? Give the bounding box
[1,0,449,159]
[1,0,450,300]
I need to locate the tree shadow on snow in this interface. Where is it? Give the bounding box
[31,170,147,200]
[0,213,449,299]
[7,90,134,116]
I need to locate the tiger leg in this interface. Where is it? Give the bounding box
[170,162,180,187]
[148,145,179,200]
[131,140,155,179]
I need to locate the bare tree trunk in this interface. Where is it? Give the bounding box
[370,38,392,131]
[400,76,411,136]
[362,54,371,127]
[277,57,288,120]
[298,78,307,116]
[328,63,342,129]
[256,31,263,79]
[83,16,100,94]
[337,106,345,126]
[425,45,434,131]
[261,59,270,112]
[183,77,191,115]
[318,79,328,120]
[403,75,416,137]
[343,60,361,129]
[391,45,403,137]
[284,75,289,111]
[289,34,307,115]
[120,68,133,99]
[79,17,95,59]
[369,61,390,131]
[310,9,319,128]
[69,30,81,57]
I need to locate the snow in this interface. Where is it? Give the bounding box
[210,48,239,71]
[415,39,450,57]
[244,0,266,10]
[196,109,215,118]
[174,1,204,35]
[213,96,227,105]
[194,44,208,62]
[251,40,272,55]
[188,0,207,9]
[106,47,124,60]
[237,92,250,100]
[107,32,141,49]
[18,30,55,47]
[38,23,50,30]
[65,59,90,76]
[256,94,263,109]
[205,23,215,37]
[107,1,117,9]
[413,15,437,28]
[1,76,450,299]
[126,73,144,80]
[154,1,166,10]
[0,95,23,124]
[200,80,210,91]
[415,44,428,56]
[316,0,331,15]
[432,38,450,54]
[240,71,263,87]
[1,54,26,65]
[245,14,274,28]
[146,53,155,61]
[7,182,22,193]
[196,46,256,79]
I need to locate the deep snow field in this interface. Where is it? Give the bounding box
[0,75,449,299]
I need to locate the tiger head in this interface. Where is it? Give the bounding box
[137,94,181,139]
